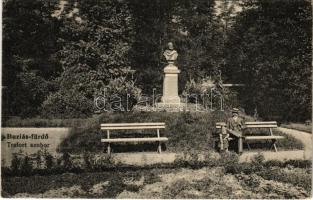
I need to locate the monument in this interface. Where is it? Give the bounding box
[160,42,181,106]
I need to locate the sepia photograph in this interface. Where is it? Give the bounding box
[1,0,312,198]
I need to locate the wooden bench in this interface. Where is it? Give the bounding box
[101,123,168,155]
[244,121,284,152]
[216,121,284,153]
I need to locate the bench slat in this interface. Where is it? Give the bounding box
[101,123,165,127]
[216,121,277,129]
[245,136,284,140]
[216,125,278,129]
[101,126,165,130]
[245,125,277,128]
[101,137,169,143]
[245,121,277,125]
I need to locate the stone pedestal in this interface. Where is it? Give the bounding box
[161,63,181,105]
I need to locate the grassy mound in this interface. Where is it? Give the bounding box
[3,111,304,153]
[58,111,229,153]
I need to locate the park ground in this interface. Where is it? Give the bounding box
[1,112,312,198]
[2,155,311,198]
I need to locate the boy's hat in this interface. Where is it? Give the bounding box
[232,108,239,113]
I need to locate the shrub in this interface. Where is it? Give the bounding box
[10,154,21,174]
[83,152,93,170]
[20,156,33,176]
[45,153,54,169]
[250,153,265,172]
[163,179,192,198]
[257,167,312,192]
[103,69,142,112]
[61,152,73,170]
[42,89,94,118]
[264,159,312,169]
[7,72,52,118]
[105,176,126,198]
[182,77,239,110]
[219,151,239,166]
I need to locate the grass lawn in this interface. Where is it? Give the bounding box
[2,111,304,153]
[281,123,312,133]
[1,112,310,198]
[2,160,311,198]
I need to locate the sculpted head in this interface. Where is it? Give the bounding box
[168,42,174,50]
[163,41,178,63]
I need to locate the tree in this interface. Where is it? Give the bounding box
[225,0,312,121]
[129,0,222,94]
[42,0,138,117]
[2,0,60,117]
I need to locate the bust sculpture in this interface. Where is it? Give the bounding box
[163,42,178,64]
[159,41,181,107]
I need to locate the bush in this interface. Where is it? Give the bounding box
[258,167,311,192]
[40,68,141,118]
[251,153,265,165]
[61,152,72,170]
[42,89,94,118]
[9,154,34,176]
[20,156,33,176]
[45,153,54,169]
[10,154,22,175]
[264,159,311,169]
[4,72,53,118]
[102,69,141,112]
[182,77,239,110]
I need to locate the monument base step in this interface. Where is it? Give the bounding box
[156,103,185,112]
[133,103,208,112]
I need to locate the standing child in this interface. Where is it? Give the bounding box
[219,125,230,152]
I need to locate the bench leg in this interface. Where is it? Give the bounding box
[247,142,251,150]
[157,129,162,153]
[107,130,111,155]
[107,143,111,155]
[271,139,278,152]
[238,137,243,154]
[269,129,278,152]
[158,142,162,153]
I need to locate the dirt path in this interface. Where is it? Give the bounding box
[277,127,312,159]
[240,127,312,162]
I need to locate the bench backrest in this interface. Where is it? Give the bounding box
[216,121,277,129]
[245,121,277,128]
[101,123,166,130]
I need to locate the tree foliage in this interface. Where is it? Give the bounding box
[129,0,221,94]
[224,0,312,121]
[42,0,138,117]
[2,0,60,117]
[2,0,312,121]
